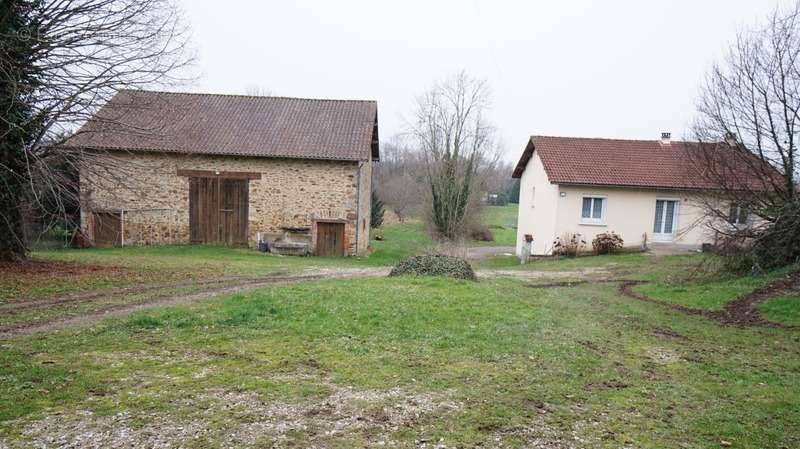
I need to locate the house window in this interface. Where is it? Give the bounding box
[581,196,605,224]
[729,203,749,225]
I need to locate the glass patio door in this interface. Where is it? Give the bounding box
[653,200,678,241]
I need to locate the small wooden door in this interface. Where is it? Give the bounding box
[189,177,249,245]
[315,222,345,256]
[93,212,121,247]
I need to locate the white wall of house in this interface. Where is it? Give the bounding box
[516,154,715,256]
[554,186,711,252]
[515,152,559,255]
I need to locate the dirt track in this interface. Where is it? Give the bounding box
[3,265,622,339]
[0,267,390,339]
[4,265,797,338]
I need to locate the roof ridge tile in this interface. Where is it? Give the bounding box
[116,88,377,104]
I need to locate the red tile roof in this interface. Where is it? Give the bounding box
[65,90,379,162]
[512,135,758,190]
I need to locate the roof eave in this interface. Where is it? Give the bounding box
[552,181,708,191]
[511,137,536,178]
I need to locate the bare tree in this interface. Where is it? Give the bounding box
[0,0,193,261]
[480,158,515,205]
[379,172,420,222]
[410,71,497,240]
[690,1,800,269]
[374,135,426,222]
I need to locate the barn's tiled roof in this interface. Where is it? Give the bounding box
[512,135,763,190]
[65,90,379,162]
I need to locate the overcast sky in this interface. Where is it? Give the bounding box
[182,0,793,162]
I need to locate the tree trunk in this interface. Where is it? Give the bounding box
[0,154,27,261]
[0,2,37,261]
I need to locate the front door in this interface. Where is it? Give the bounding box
[653,200,678,242]
[189,177,249,245]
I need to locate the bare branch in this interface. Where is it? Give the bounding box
[0,0,195,260]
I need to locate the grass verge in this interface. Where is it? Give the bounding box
[634,264,800,310]
[759,295,800,326]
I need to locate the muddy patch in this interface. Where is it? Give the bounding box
[5,381,461,448]
[585,379,629,391]
[478,267,612,281]
[651,327,688,341]
[0,260,120,277]
[84,348,215,368]
[527,280,589,289]
[0,261,124,304]
[577,339,606,355]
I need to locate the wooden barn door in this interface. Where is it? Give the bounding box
[92,212,121,247]
[189,177,219,243]
[220,179,249,245]
[189,177,249,245]
[315,222,345,256]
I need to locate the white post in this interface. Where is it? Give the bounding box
[520,234,533,264]
[120,210,125,247]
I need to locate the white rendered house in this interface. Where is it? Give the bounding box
[512,134,746,256]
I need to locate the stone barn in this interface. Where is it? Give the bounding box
[66,90,379,256]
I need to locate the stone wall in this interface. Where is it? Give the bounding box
[79,151,372,255]
[356,158,372,254]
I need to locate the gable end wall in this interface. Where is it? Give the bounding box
[516,152,559,256]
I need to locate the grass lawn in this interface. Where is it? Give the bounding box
[759,295,800,326]
[1,265,799,448]
[367,222,432,264]
[2,217,800,447]
[479,204,518,246]
[634,277,766,310]
[634,264,800,310]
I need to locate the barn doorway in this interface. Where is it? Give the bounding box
[92,212,122,247]
[189,177,249,245]
[315,221,345,256]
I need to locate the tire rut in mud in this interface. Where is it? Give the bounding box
[0,272,354,338]
[618,272,800,329]
[0,274,290,313]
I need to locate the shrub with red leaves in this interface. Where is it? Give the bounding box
[553,233,586,257]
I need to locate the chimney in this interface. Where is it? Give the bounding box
[660,132,672,146]
[724,131,738,147]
